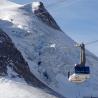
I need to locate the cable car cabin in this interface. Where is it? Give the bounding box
[69,65,90,83]
[75,66,90,74]
[68,43,90,83]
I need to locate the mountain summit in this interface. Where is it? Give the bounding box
[0,1,98,98]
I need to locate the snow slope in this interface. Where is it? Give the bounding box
[0,78,59,98]
[0,28,64,98]
[0,0,20,9]
[0,0,98,98]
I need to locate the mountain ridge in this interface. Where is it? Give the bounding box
[0,26,65,98]
[0,1,98,98]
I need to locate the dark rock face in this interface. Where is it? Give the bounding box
[0,28,45,87]
[33,2,61,31]
[0,29,28,77]
[0,28,65,98]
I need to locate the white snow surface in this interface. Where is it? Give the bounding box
[0,0,20,9]
[0,0,98,98]
[0,78,57,98]
[32,2,42,12]
[32,2,41,9]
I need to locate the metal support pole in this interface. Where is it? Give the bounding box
[80,43,86,66]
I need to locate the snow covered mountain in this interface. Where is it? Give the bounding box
[0,78,61,98]
[0,0,98,98]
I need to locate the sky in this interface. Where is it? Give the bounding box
[10,0,98,56]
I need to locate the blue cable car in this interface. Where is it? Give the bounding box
[69,43,90,83]
[75,66,90,74]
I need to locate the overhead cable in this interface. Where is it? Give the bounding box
[85,40,98,45]
[34,0,82,16]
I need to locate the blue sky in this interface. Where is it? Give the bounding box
[10,0,98,56]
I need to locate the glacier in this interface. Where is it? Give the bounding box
[0,0,98,98]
